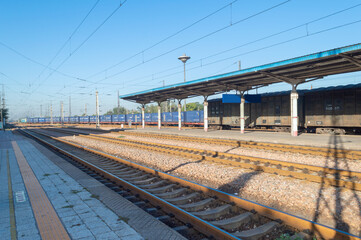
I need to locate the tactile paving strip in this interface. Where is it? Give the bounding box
[11,141,70,240]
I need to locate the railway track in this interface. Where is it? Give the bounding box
[19,128,360,240]
[110,130,361,160]
[44,127,361,192]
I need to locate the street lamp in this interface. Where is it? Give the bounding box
[178,54,190,112]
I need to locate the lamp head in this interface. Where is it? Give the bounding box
[178,54,190,63]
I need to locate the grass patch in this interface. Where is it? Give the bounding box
[71,190,82,194]
[90,194,100,200]
[61,205,74,209]
[117,216,129,223]
[276,234,316,240]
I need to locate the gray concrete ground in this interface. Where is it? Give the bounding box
[120,127,361,150]
[9,130,187,240]
[0,131,148,240]
[0,132,40,240]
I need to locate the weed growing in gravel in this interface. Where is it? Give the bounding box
[117,216,129,223]
[276,234,316,240]
[71,190,82,194]
[91,194,100,199]
[276,234,296,240]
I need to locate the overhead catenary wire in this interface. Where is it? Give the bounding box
[86,0,240,79]
[116,18,361,94]
[0,41,86,82]
[34,0,101,82]
[78,2,361,90]
[68,0,291,93]
[29,0,129,96]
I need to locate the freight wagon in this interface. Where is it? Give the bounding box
[208,83,361,134]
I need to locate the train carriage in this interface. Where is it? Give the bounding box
[304,84,361,134]
[208,83,361,133]
[100,115,112,124]
[111,114,126,123]
[89,116,96,123]
[79,116,90,124]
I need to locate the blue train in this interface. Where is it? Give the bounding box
[26,110,204,126]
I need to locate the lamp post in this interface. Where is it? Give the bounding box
[178,54,190,112]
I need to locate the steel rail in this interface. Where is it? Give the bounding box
[46,128,361,192]
[113,131,361,160]
[21,128,361,240]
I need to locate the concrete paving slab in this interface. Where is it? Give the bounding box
[12,130,186,240]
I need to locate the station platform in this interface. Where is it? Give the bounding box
[0,131,186,240]
[118,127,361,150]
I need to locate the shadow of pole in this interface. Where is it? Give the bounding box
[312,115,361,238]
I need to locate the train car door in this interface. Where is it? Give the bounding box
[274,96,281,126]
[333,91,344,127]
[356,88,361,128]
[343,90,355,127]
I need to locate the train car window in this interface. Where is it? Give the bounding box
[344,92,355,114]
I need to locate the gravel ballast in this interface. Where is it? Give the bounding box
[104,133,361,172]
[57,133,361,237]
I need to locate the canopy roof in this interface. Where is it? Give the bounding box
[120,43,361,103]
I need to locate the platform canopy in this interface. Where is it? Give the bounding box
[120,43,361,104]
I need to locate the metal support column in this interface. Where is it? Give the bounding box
[61,101,64,126]
[204,99,208,132]
[157,103,161,130]
[290,86,298,137]
[50,103,53,124]
[141,104,145,129]
[177,100,182,131]
[96,91,100,128]
[240,92,245,134]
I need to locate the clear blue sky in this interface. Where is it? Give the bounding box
[1,0,361,120]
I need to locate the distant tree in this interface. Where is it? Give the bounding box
[1,108,9,121]
[133,101,203,113]
[105,106,127,115]
[137,104,158,113]
[183,102,204,111]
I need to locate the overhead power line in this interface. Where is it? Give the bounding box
[74,0,290,91]
[163,18,361,85]
[0,41,90,82]
[35,0,101,81]
[29,0,129,96]
[86,0,239,79]
[110,2,361,88]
